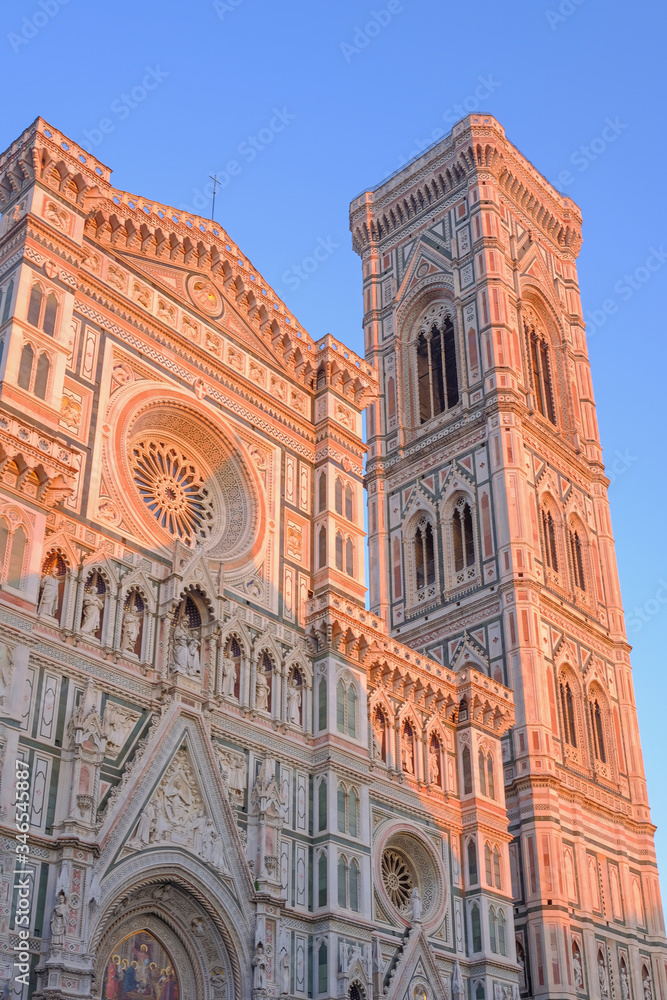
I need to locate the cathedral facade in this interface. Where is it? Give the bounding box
[0,113,662,1000]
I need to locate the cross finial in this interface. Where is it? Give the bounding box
[209,173,220,221]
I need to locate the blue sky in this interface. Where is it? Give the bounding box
[2,0,666,903]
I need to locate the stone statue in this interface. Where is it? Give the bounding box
[372,937,383,974]
[130,800,155,849]
[38,569,60,618]
[255,666,270,712]
[80,589,104,635]
[598,951,609,999]
[409,885,423,923]
[120,606,141,653]
[279,946,290,995]
[428,747,441,785]
[187,633,201,674]
[573,948,584,990]
[644,971,653,1000]
[0,642,14,706]
[620,964,630,1000]
[217,748,247,805]
[172,622,190,673]
[50,890,67,947]
[402,736,414,775]
[252,942,267,990]
[221,655,238,698]
[287,675,302,725]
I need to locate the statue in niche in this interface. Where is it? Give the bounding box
[50,890,67,947]
[221,655,238,698]
[120,605,142,653]
[279,947,290,995]
[620,963,630,1000]
[171,621,200,676]
[38,568,60,618]
[428,745,441,785]
[81,589,104,635]
[572,947,583,991]
[187,632,201,674]
[643,970,653,1000]
[252,942,267,990]
[402,735,414,775]
[409,886,423,923]
[0,642,14,706]
[255,665,270,712]
[598,950,609,999]
[287,674,302,725]
[172,622,190,673]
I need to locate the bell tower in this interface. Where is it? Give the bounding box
[351,114,667,999]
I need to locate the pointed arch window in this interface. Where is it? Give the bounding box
[559,679,577,746]
[487,755,496,799]
[336,677,358,738]
[467,839,478,884]
[318,778,327,831]
[471,902,482,952]
[413,517,435,590]
[317,853,327,907]
[43,292,58,337]
[338,855,347,907]
[462,744,472,794]
[17,343,51,398]
[416,316,459,424]
[317,940,327,993]
[27,283,59,336]
[345,537,354,577]
[489,906,498,952]
[493,847,502,889]
[542,508,559,571]
[335,477,343,514]
[318,526,327,568]
[345,484,354,521]
[2,279,14,323]
[479,750,487,796]
[589,696,606,763]
[6,525,26,590]
[318,675,327,731]
[34,352,50,399]
[349,859,360,912]
[485,843,493,885]
[528,324,556,424]
[318,471,327,512]
[453,500,475,573]
[27,284,43,327]
[335,531,344,571]
[569,528,586,591]
[337,785,346,833]
[497,909,506,955]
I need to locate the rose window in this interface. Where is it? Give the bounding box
[381,849,414,909]
[131,439,215,543]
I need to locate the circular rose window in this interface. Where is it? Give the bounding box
[376,829,445,926]
[381,849,415,909]
[131,439,215,544]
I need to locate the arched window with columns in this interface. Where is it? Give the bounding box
[569,518,587,592]
[0,518,28,592]
[409,513,436,597]
[415,306,459,424]
[525,310,556,425]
